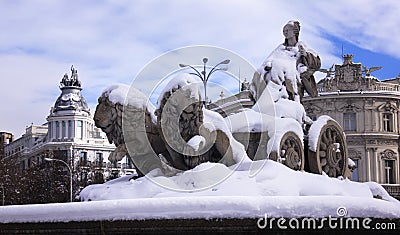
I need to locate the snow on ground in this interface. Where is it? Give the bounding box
[0,160,399,223]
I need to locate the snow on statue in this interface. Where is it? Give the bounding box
[94,74,251,179]
[79,21,400,220]
[251,20,320,103]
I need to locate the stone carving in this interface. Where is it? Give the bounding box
[377,102,398,112]
[347,139,365,146]
[348,149,362,160]
[53,66,89,113]
[337,103,363,112]
[94,91,163,177]
[377,139,397,146]
[92,21,350,180]
[380,149,397,160]
[155,82,235,170]
[60,65,82,88]
[304,104,323,115]
[251,20,321,102]
[362,65,382,77]
[94,78,238,176]
[317,54,391,93]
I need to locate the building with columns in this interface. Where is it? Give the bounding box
[3,66,134,185]
[302,55,400,197]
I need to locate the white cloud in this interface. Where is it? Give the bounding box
[0,0,398,137]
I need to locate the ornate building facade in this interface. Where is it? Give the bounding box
[303,55,400,191]
[3,66,135,186]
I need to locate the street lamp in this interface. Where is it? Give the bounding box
[179,58,230,106]
[44,157,73,202]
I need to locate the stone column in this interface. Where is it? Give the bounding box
[366,148,372,181]
[374,148,379,182]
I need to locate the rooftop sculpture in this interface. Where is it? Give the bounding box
[53,65,89,113]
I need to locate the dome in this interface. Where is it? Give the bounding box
[52,66,90,114]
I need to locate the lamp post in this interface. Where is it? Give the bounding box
[179,58,230,106]
[0,184,4,206]
[44,157,73,202]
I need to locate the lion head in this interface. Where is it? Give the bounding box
[94,95,124,147]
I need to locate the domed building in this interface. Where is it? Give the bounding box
[47,66,91,142]
[4,66,135,187]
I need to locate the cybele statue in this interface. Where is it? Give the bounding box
[94,20,351,179]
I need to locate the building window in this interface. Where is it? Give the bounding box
[80,151,87,166]
[383,113,393,132]
[68,120,72,138]
[48,122,52,139]
[384,160,395,184]
[56,121,60,139]
[343,113,356,131]
[351,159,358,182]
[77,120,83,139]
[96,152,103,167]
[62,121,66,138]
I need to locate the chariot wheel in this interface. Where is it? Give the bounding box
[270,131,304,171]
[308,120,348,177]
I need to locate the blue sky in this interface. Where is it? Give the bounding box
[1,0,399,137]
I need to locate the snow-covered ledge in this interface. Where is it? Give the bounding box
[1,161,399,224]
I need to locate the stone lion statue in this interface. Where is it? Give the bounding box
[154,74,238,171]
[94,86,165,177]
[94,76,245,177]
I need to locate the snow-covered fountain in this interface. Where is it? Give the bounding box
[78,21,400,220]
[1,21,398,231]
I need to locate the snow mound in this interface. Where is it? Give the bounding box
[79,160,399,210]
[1,161,398,223]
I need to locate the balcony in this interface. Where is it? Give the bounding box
[382,184,400,200]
